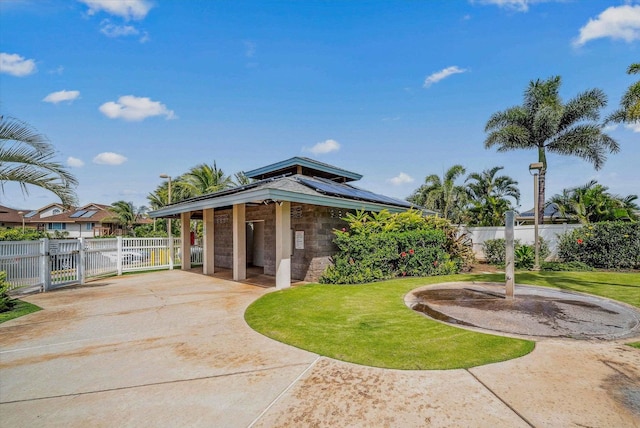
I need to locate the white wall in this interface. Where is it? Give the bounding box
[462,224,581,261]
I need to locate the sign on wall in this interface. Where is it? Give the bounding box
[295,231,304,250]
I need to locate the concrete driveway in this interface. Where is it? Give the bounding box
[1,270,639,427]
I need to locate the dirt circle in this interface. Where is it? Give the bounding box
[405,282,640,340]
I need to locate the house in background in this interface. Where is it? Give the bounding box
[1,203,148,237]
[150,157,430,288]
[516,203,568,225]
[0,205,33,229]
[34,203,124,237]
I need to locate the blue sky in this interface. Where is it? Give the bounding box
[1,0,638,212]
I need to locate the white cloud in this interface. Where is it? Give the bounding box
[0,53,37,76]
[306,139,341,155]
[67,157,85,167]
[99,95,176,121]
[48,66,64,75]
[423,66,467,88]
[471,0,550,12]
[43,90,80,104]
[79,0,153,20]
[625,122,640,133]
[100,20,139,37]
[388,172,414,185]
[93,152,127,165]
[573,5,640,47]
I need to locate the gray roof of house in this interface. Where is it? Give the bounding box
[150,174,430,218]
[243,156,363,182]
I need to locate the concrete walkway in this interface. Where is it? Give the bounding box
[1,271,638,427]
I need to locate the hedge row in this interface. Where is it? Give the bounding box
[557,222,640,269]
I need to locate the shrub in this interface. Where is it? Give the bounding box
[557,222,640,269]
[0,228,49,241]
[319,210,465,284]
[0,272,15,313]
[483,237,550,267]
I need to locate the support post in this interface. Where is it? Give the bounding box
[233,204,246,281]
[117,236,123,276]
[505,210,515,299]
[275,201,291,289]
[181,212,191,270]
[203,208,215,275]
[78,237,86,284]
[40,238,50,292]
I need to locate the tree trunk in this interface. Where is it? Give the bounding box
[538,170,546,224]
[538,148,547,225]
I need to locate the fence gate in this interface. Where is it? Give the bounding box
[48,239,81,289]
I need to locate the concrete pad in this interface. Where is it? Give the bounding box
[2,271,639,427]
[471,340,640,427]
[253,358,530,427]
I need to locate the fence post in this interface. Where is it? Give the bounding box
[78,237,86,284]
[117,236,123,276]
[169,237,174,270]
[40,238,50,292]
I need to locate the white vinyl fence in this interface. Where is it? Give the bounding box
[461,224,582,261]
[0,237,202,292]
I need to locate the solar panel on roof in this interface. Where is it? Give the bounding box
[24,210,38,218]
[297,177,412,208]
[69,210,87,218]
[81,210,98,218]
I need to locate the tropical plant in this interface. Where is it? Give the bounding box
[484,76,619,224]
[608,63,640,123]
[549,180,638,224]
[175,162,234,200]
[465,166,520,226]
[557,222,640,269]
[0,271,15,313]
[233,171,253,186]
[407,165,468,223]
[106,201,138,236]
[0,116,78,207]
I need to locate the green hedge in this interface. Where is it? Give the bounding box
[320,210,465,284]
[557,222,640,269]
[0,272,15,313]
[482,237,550,268]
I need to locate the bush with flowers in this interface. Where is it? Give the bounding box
[557,222,640,269]
[319,210,467,284]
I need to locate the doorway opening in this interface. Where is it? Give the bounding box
[246,221,265,272]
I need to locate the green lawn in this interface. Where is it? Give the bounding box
[245,272,640,370]
[0,300,41,324]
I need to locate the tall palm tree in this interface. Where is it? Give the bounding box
[0,116,78,207]
[465,166,520,226]
[484,76,619,223]
[407,164,467,223]
[175,162,234,200]
[608,63,640,123]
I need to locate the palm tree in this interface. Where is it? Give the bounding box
[484,76,619,224]
[608,63,640,123]
[465,166,520,226]
[407,165,467,223]
[233,171,253,187]
[107,201,137,235]
[549,181,638,224]
[175,162,234,200]
[0,116,78,207]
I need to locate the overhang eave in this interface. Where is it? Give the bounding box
[149,188,421,218]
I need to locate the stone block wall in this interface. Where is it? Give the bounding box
[211,203,347,282]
